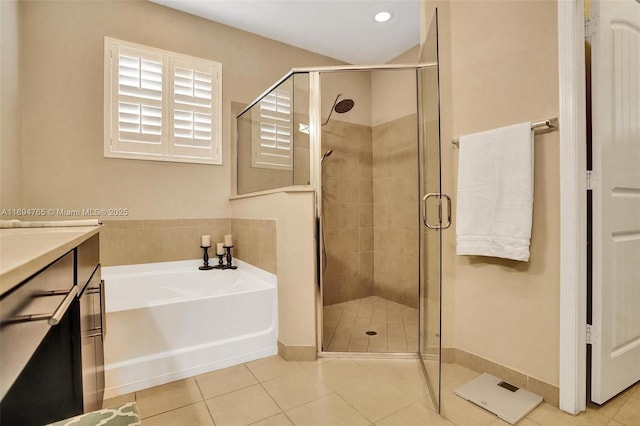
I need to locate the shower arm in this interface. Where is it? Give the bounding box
[321,94,342,126]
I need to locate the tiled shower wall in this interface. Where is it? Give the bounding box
[321,119,374,305]
[100,218,276,274]
[372,115,419,309]
[321,115,419,308]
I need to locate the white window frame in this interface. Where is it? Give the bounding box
[251,85,294,170]
[104,37,222,165]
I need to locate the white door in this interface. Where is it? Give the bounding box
[590,0,640,405]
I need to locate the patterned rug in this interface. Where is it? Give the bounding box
[48,402,140,426]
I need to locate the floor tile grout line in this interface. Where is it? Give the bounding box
[203,361,288,426]
[246,411,292,426]
[325,389,383,425]
[280,391,343,421]
[142,400,216,424]
[255,379,287,421]
[193,364,261,401]
[249,360,333,425]
[203,400,218,426]
[327,307,346,350]
[136,378,204,420]
[244,360,265,383]
[193,372,218,425]
[371,399,428,425]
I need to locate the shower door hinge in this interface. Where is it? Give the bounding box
[587,170,599,191]
[585,17,599,38]
[586,324,597,345]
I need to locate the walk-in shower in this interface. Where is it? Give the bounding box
[236,15,443,412]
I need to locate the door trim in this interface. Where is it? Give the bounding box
[558,0,588,415]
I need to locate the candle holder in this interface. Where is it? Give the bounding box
[199,246,214,270]
[223,245,238,270]
[213,253,225,269]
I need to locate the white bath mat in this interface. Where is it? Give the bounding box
[454,373,543,425]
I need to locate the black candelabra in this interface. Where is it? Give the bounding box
[223,245,238,270]
[199,246,214,270]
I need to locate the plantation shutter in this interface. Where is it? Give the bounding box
[170,57,221,163]
[252,87,293,169]
[105,38,222,165]
[110,45,164,156]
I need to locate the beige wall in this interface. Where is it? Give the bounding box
[423,1,561,386]
[371,68,416,126]
[320,72,372,127]
[18,0,342,220]
[1,0,22,210]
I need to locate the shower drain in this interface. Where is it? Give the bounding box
[365,331,377,336]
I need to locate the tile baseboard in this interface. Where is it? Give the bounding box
[445,347,559,407]
[277,341,317,361]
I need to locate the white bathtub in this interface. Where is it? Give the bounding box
[102,259,277,398]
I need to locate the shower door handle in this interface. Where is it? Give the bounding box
[422,193,452,230]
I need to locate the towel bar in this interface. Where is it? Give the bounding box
[451,118,558,147]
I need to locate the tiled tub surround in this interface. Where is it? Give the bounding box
[100,218,276,274]
[231,219,277,275]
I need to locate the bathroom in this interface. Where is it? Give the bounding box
[1,0,639,425]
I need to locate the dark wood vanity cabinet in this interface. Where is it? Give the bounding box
[0,250,82,425]
[0,233,104,425]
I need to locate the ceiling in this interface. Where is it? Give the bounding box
[149,0,420,64]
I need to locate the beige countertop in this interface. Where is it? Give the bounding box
[0,226,101,296]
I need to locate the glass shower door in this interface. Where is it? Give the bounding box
[417,12,445,413]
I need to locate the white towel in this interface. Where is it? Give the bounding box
[456,122,534,262]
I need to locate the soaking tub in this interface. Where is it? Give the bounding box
[101,259,277,398]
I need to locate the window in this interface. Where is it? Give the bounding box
[104,37,222,165]
[251,84,293,170]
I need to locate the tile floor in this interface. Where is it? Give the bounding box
[322,296,419,353]
[102,356,640,426]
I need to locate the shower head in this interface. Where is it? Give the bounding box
[321,94,355,126]
[334,98,354,114]
[321,149,334,162]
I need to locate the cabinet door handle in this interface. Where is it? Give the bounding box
[99,279,106,340]
[48,286,79,325]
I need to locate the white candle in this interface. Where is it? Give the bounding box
[201,235,211,247]
[216,242,225,255]
[224,234,233,247]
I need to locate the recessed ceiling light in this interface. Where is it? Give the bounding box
[374,11,392,23]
